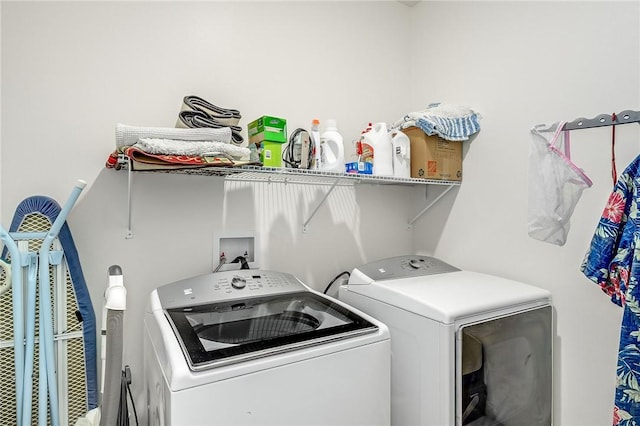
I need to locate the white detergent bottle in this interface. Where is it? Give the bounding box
[320,119,345,173]
[392,131,411,178]
[362,122,394,176]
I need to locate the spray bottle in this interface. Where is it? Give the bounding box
[320,119,345,173]
[311,119,321,169]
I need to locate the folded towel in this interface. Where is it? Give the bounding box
[116,123,231,149]
[136,138,250,159]
[392,103,482,141]
[176,110,244,146]
[125,146,230,171]
[125,146,260,171]
[180,95,241,126]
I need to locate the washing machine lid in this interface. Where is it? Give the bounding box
[346,256,552,324]
[164,289,379,371]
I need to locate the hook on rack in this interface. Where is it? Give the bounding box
[618,109,640,124]
[563,109,640,130]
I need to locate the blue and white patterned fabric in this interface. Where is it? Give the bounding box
[391,103,481,141]
[581,154,640,426]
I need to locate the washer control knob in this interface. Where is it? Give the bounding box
[409,259,423,269]
[231,276,247,289]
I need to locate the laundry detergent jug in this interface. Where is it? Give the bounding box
[320,119,345,173]
[361,122,394,177]
[392,131,411,178]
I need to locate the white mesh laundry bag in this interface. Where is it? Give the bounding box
[528,122,592,246]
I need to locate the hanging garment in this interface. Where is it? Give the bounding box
[528,122,593,246]
[581,154,640,426]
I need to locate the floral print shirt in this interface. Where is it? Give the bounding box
[581,155,640,426]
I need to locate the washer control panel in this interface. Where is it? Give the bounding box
[156,270,307,309]
[353,255,460,282]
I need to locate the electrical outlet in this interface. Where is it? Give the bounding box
[213,233,259,272]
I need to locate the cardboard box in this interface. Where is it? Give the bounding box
[402,127,462,181]
[259,140,284,167]
[248,115,287,144]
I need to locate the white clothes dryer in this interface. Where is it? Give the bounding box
[144,269,390,426]
[338,255,552,426]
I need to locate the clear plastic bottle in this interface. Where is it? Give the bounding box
[311,119,321,169]
[320,119,345,173]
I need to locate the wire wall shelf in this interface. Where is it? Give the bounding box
[121,157,461,237]
[137,164,462,187]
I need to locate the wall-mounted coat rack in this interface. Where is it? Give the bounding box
[563,109,640,130]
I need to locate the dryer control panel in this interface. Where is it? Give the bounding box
[350,255,460,282]
[156,270,307,309]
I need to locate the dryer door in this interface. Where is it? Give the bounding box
[455,305,552,426]
[165,291,378,371]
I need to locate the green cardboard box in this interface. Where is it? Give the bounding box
[248,115,287,144]
[259,140,284,167]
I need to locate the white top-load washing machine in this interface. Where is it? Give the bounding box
[144,269,390,426]
[338,255,553,426]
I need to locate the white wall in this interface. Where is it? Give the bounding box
[409,2,640,426]
[1,1,639,426]
[1,1,417,424]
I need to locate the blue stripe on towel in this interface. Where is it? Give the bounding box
[416,112,481,141]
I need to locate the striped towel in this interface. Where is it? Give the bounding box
[392,103,482,141]
[176,110,244,146]
[180,95,241,126]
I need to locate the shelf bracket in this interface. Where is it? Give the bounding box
[407,184,456,227]
[302,178,341,233]
[126,157,134,239]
